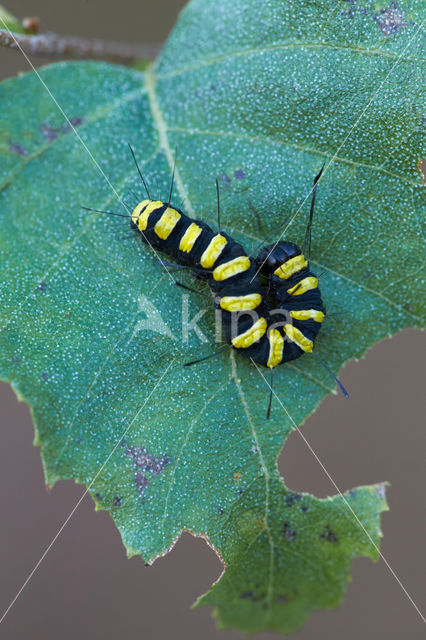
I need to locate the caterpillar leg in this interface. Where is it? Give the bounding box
[266,367,274,420]
[155,259,207,296]
[175,281,208,297]
[183,346,227,367]
[156,259,187,272]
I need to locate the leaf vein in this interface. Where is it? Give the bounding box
[157,41,423,80]
[52,308,142,469]
[145,65,195,216]
[160,378,231,545]
[166,126,420,186]
[0,146,161,337]
[230,351,275,609]
[0,87,145,195]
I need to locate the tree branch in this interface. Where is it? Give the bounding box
[0,29,161,64]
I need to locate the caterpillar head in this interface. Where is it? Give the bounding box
[255,241,301,275]
[130,200,150,229]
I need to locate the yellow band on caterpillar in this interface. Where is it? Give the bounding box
[213,256,251,281]
[131,199,150,226]
[290,309,325,323]
[154,207,181,240]
[179,223,203,253]
[232,317,267,349]
[287,276,318,296]
[220,293,262,312]
[132,200,164,231]
[200,234,228,268]
[274,254,308,280]
[284,324,313,352]
[267,329,284,368]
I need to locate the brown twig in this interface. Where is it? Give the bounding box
[0,29,161,63]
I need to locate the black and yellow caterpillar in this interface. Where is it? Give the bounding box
[130,198,325,369]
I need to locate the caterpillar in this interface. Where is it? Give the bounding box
[130,198,326,369]
[85,148,347,416]
[129,151,326,363]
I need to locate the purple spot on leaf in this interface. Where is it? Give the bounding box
[320,525,339,543]
[218,172,231,191]
[374,2,408,35]
[41,123,60,141]
[283,522,297,541]
[68,116,84,128]
[9,141,28,156]
[124,443,169,500]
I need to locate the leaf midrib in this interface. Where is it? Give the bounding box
[146,63,276,594]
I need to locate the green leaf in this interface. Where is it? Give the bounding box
[0,0,423,634]
[0,5,25,33]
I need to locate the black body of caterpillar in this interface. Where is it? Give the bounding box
[130,199,325,369]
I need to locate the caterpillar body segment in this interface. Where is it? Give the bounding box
[255,240,326,361]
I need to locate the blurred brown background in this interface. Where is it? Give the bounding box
[1,2,425,638]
